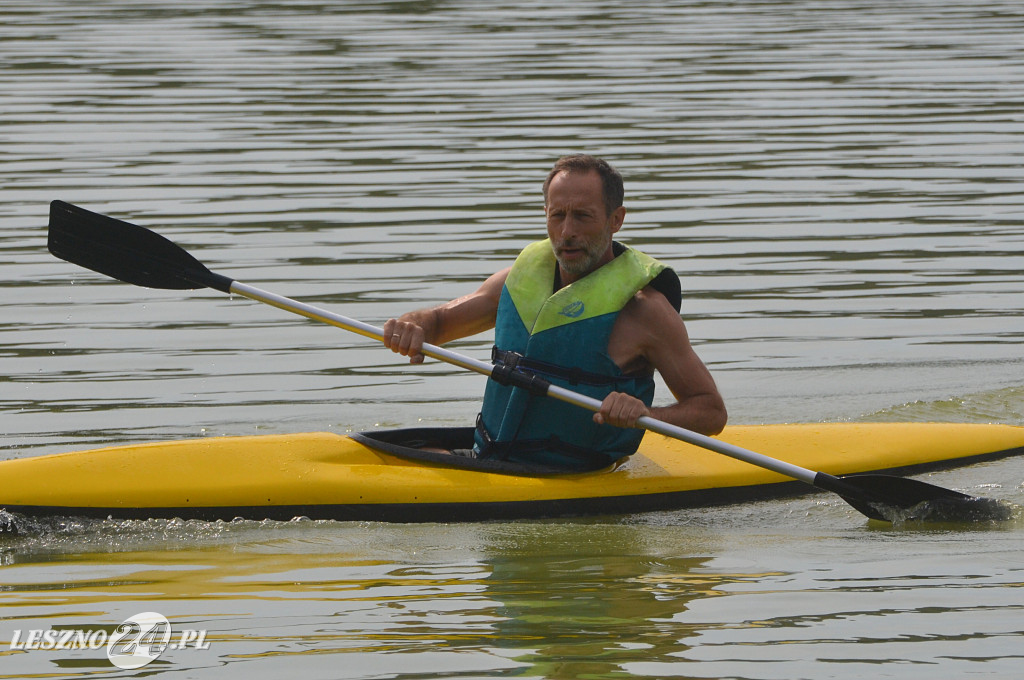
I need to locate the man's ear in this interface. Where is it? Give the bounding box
[610,206,626,233]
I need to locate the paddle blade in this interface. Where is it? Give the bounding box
[48,201,233,293]
[834,474,1014,523]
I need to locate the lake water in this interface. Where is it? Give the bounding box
[2,0,1023,677]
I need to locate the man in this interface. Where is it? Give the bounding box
[384,154,727,470]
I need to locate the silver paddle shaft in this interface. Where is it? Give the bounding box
[231,281,818,486]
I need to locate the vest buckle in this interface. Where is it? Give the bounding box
[489,349,551,397]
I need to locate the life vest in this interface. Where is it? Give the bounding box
[474,239,680,470]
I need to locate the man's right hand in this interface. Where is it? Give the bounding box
[382,317,427,364]
[380,267,508,367]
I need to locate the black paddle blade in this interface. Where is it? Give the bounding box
[48,200,233,293]
[833,474,1014,523]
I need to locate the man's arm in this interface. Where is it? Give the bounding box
[382,267,510,363]
[598,288,727,436]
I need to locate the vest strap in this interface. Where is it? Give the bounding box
[474,415,615,471]
[492,346,640,387]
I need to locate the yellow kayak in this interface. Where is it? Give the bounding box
[1,422,1022,523]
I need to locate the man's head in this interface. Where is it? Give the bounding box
[543,155,627,283]
[543,154,624,216]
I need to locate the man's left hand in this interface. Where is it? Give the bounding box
[594,392,650,429]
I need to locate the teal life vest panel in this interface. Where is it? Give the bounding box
[474,239,680,470]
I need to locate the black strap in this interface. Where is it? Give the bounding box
[492,347,635,387]
[350,427,573,475]
[650,267,682,312]
[474,416,616,472]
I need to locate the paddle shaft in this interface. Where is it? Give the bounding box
[232,280,821,486]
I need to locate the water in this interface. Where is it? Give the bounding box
[2,0,1024,677]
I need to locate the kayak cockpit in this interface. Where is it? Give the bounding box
[350,427,616,475]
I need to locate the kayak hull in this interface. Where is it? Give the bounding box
[2,423,1023,523]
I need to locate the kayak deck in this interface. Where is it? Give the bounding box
[1,423,1022,523]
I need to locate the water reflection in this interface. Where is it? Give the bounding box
[3,516,1022,679]
[0,519,731,678]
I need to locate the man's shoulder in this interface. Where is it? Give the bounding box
[608,285,686,372]
[621,284,683,325]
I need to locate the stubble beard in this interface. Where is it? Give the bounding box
[552,231,613,278]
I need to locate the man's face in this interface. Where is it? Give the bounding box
[545,170,625,282]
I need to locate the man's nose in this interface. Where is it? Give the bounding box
[554,215,579,239]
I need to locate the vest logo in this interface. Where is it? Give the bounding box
[558,300,585,318]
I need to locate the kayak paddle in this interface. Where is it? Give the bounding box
[46,200,1012,524]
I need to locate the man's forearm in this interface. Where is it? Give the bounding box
[650,394,727,437]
